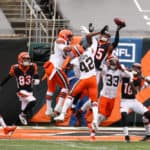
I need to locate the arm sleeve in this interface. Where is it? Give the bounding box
[33,63,39,79]
[112,29,119,49]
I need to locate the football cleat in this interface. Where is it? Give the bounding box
[4,125,17,135]
[88,124,96,141]
[19,113,28,125]
[90,131,96,141]
[54,113,65,121]
[125,135,130,143]
[45,108,54,116]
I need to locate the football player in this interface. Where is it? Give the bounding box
[120,63,150,142]
[89,56,132,140]
[43,29,85,117]
[0,51,40,125]
[0,115,16,135]
[54,32,99,140]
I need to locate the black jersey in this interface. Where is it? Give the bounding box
[121,75,143,99]
[10,63,38,92]
[121,77,136,99]
[94,43,110,70]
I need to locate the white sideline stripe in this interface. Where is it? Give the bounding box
[134,0,150,12]
[0,126,144,131]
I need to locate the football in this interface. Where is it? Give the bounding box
[114,17,126,27]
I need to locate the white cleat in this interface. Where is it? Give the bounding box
[19,114,28,125]
[54,113,65,121]
[45,108,54,116]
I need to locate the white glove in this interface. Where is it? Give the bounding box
[80,26,89,35]
[145,76,150,82]
[33,79,40,85]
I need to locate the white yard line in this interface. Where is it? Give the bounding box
[4,126,144,131]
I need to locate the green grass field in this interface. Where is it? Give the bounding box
[0,140,149,150]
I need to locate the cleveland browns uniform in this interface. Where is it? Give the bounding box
[54,38,99,141]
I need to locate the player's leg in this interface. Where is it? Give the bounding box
[133,100,150,141]
[141,112,150,141]
[54,70,69,115]
[120,99,131,142]
[18,91,36,125]
[45,79,56,116]
[54,79,84,121]
[0,115,16,135]
[54,88,68,114]
[88,76,99,128]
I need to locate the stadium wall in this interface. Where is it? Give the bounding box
[0,37,150,127]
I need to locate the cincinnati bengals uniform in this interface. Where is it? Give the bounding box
[120,76,147,113]
[120,72,150,142]
[9,63,39,92]
[0,51,40,125]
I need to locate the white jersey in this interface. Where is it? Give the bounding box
[50,38,67,69]
[79,42,96,79]
[100,64,131,98]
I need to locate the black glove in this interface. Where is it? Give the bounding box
[100,25,109,34]
[88,23,94,32]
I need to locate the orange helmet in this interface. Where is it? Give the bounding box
[71,44,84,57]
[58,29,73,41]
[18,51,31,66]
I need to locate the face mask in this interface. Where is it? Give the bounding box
[110,65,117,70]
[22,60,30,66]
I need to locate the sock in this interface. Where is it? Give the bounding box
[46,99,52,110]
[61,95,73,115]
[81,100,91,112]
[142,116,150,135]
[123,126,129,136]
[97,113,106,125]
[46,91,53,110]
[54,97,64,113]
[91,101,98,122]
